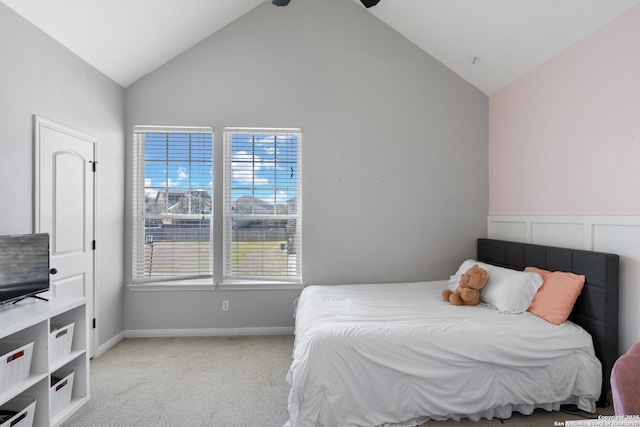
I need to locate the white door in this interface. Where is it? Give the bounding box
[34,116,96,357]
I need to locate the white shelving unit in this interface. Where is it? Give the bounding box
[0,297,89,427]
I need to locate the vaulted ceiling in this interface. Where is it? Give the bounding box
[2,0,639,94]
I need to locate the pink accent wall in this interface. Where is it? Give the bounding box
[489,5,640,215]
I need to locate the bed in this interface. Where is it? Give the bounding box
[284,238,619,427]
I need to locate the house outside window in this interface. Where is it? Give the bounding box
[223,127,302,282]
[132,126,213,282]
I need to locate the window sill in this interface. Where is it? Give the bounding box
[127,279,216,292]
[218,280,305,291]
[127,279,304,291]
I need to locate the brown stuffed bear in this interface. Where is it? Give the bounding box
[442,264,488,306]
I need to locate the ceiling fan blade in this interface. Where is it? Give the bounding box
[361,0,381,7]
[271,0,379,7]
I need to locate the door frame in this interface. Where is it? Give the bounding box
[33,115,98,358]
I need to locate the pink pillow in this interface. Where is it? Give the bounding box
[524,266,585,325]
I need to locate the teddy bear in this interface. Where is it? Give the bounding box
[441,264,488,306]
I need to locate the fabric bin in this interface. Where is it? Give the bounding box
[0,342,34,394]
[50,371,74,415]
[49,322,75,363]
[0,397,36,427]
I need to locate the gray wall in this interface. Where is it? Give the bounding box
[124,0,489,331]
[0,4,125,351]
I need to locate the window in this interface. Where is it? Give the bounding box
[223,128,302,282]
[132,126,213,282]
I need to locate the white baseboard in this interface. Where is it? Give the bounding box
[93,327,293,358]
[96,331,126,358]
[123,326,294,339]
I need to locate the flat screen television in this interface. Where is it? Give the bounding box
[0,233,50,307]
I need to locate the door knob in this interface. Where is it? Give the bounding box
[50,268,58,275]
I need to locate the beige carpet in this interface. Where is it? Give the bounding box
[62,335,613,427]
[62,336,293,427]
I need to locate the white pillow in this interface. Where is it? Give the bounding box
[447,260,543,314]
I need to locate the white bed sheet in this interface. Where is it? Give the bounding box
[285,281,601,427]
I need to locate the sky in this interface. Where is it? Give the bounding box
[228,133,298,206]
[143,131,299,208]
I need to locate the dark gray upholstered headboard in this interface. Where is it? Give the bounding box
[477,238,619,404]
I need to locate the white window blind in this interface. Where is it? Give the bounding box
[132,126,213,282]
[223,127,302,282]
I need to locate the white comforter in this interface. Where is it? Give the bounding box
[285,281,601,427]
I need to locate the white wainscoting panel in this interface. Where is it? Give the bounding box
[489,220,528,242]
[531,222,586,250]
[488,216,640,355]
